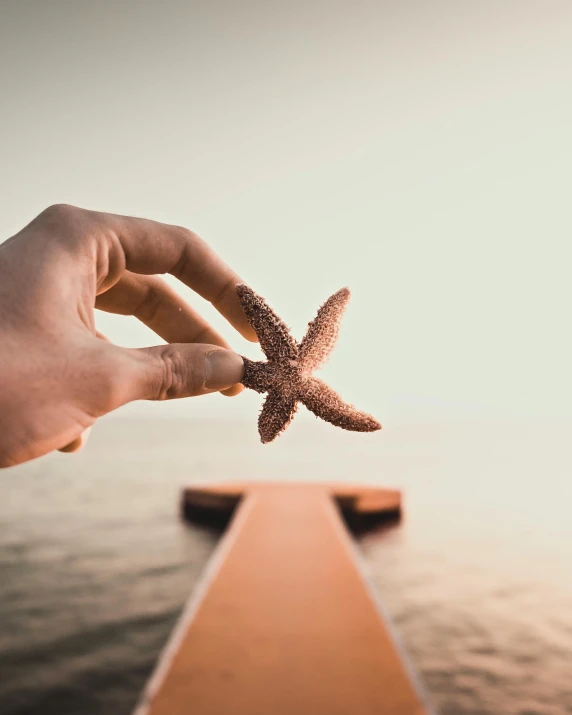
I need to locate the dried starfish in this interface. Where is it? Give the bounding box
[237,284,382,443]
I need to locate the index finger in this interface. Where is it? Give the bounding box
[92,209,258,342]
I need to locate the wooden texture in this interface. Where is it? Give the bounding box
[135,483,428,715]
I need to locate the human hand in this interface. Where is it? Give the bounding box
[0,205,256,468]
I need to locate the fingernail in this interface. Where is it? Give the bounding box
[205,350,244,390]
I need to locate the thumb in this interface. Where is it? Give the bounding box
[99,343,244,411]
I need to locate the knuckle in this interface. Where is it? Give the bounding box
[36,204,89,251]
[39,203,80,224]
[155,346,194,400]
[135,280,165,323]
[171,227,201,279]
[75,344,126,415]
[212,276,236,309]
[175,225,199,243]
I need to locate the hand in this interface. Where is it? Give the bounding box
[0,205,256,468]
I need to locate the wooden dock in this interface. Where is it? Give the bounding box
[134,483,430,715]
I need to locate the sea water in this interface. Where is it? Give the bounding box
[1,418,571,715]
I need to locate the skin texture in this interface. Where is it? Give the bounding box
[237,284,382,443]
[0,205,255,468]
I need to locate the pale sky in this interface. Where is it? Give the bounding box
[1,1,571,422]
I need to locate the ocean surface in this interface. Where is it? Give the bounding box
[1,418,571,715]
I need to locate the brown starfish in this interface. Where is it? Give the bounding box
[236,284,382,444]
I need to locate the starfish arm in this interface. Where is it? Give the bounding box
[236,284,298,361]
[241,357,271,394]
[298,288,350,371]
[258,391,298,444]
[299,377,381,432]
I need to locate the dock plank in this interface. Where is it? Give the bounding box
[136,484,428,715]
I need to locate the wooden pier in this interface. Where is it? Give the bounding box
[134,482,430,715]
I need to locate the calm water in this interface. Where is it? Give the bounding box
[1,418,571,715]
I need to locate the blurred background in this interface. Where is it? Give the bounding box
[1,1,572,714]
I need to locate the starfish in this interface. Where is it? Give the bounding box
[236,284,382,444]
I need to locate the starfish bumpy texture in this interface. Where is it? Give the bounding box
[237,284,382,444]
